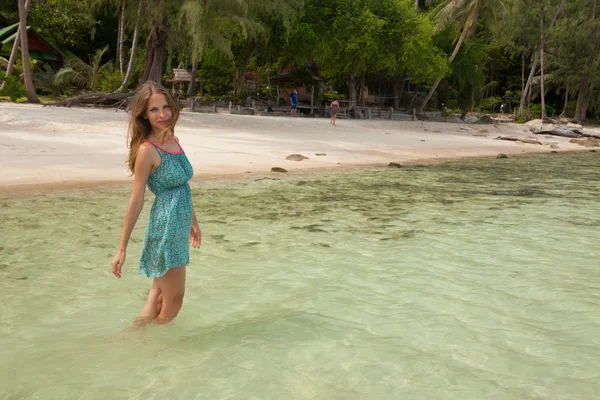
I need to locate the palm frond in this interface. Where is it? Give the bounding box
[54,67,88,89]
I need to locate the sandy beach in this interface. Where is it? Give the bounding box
[0,103,596,193]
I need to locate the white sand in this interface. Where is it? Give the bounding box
[0,103,595,191]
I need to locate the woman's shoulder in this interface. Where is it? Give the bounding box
[139,140,156,152]
[138,141,160,159]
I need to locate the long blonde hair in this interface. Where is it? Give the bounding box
[127,81,180,173]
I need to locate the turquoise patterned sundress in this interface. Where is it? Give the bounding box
[139,137,194,278]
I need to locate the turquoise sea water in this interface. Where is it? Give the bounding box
[1,152,599,399]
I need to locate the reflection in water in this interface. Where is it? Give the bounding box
[1,153,599,399]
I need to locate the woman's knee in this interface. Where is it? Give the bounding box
[160,291,185,318]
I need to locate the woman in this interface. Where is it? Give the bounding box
[111,81,202,326]
[330,98,340,126]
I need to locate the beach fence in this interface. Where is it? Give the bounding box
[176,97,420,121]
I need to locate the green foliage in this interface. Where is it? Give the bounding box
[435,31,490,113]
[375,0,448,84]
[315,0,385,80]
[180,0,302,95]
[33,64,68,96]
[98,65,123,92]
[324,91,345,101]
[2,0,595,119]
[562,101,577,118]
[0,71,26,101]
[502,90,520,111]
[27,0,96,55]
[0,0,18,26]
[54,46,113,92]
[478,96,501,111]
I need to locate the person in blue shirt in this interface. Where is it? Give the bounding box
[290,88,298,117]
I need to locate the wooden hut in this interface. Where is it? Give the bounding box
[168,68,193,94]
[0,23,64,68]
[269,64,326,106]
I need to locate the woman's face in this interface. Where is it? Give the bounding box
[145,92,172,134]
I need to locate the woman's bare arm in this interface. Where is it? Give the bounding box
[111,143,157,278]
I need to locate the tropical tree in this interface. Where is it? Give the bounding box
[516,0,567,118]
[180,0,301,96]
[118,0,143,92]
[312,0,386,112]
[573,0,600,122]
[54,46,113,92]
[416,0,502,114]
[0,0,29,92]
[141,0,184,84]
[375,0,448,109]
[17,0,38,102]
[92,0,129,75]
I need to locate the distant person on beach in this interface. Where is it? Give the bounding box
[330,98,340,126]
[290,88,298,117]
[111,81,202,327]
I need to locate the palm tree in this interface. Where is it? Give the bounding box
[517,0,567,118]
[573,0,599,123]
[0,0,30,92]
[118,0,143,92]
[181,0,264,96]
[17,0,38,103]
[181,0,300,96]
[54,46,112,92]
[416,0,498,114]
[118,0,126,74]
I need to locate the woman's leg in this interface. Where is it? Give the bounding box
[130,279,162,328]
[155,266,186,324]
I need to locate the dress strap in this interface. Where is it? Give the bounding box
[142,138,183,155]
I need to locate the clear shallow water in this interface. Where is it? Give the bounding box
[1,153,599,399]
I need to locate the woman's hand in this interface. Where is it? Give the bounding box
[111,249,126,278]
[190,222,202,249]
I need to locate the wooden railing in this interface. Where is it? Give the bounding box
[176,97,418,120]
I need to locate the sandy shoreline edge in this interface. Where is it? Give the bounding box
[1,150,595,199]
[1,103,597,197]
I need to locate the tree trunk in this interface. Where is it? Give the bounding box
[519,52,538,118]
[187,52,198,96]
[409,83,420,110]
[398,76,406,107]
[393,80,400,109]
[518,0,567,117]
[415,0,419,11]
[348,73,358,108]
[561,83,569,117]
[118,0,142,92]
[574,0,599,123]
[519,1,528,100]
[392,76,406,109]
[359,71,366,106]
[17,0,38,103]
[347,72,363,118]
[1,0,30,91]
[417,21,471,114]
[276,85,280,106]
[521,52,525,97]
[233,55,251,96]
[574,79,591,123]
[540,9,545,122]
[117,0,126,75]
[142,7,167,85]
